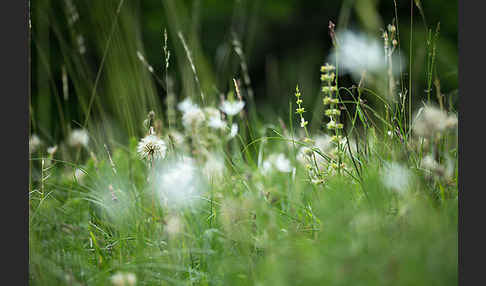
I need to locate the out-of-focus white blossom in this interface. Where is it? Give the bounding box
[328,30,403,80]
[110,272,137,286]
[382,162,412,194]
[68,129,89,148]
[220,100,245,116]
[229,123,238,138]
[29,134,42,153]
[262,153,293,174]
[152,156,206,209]
[413,106,457,137]
[182,107,206,129]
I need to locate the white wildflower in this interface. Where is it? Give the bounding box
[153,156,206,208]
[421,155,440,172]
[29,134,42,153]
[229,123,238,138]
[328,30,403,80]
[203,107,221,119]
[220,100,245,116]
[182,107,206,129]
[68,129,89,148]
[203,154,225,182]
[262,153,293,174]
[382,162,412,194]
[413,106,456,137]
[110,272,137,286]
[207,115,227,130]
[177,97,198,113]
[165,215,183,236]
[137,135,167,161]
[47,145,58,155]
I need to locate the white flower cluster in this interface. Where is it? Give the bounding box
[220,100,245,116]
[262,153,293,174]
[68,128,89,148]
[177,97,240,138]
[382,162,412,194]
[153,156,206,209]
[413,106,458,137]
[29,134,42,153]
[110,272,136,286]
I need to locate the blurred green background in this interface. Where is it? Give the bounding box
[30,0,457,145]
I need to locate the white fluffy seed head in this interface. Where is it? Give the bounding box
[182,107,206,129]
[68,129,89,148]
[382,162,412,194]
[29,134,42,153]
[220,100,245,116]
[177,98,198,113]
[110,272,137,286]
[413,106,457,137]
[137,135,167,161]
[262,153,293,174]
[152,156,206,209]
[229,123,238,138]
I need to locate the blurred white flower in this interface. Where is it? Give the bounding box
[47,145,58,156]
[413,105,457,137]
[110,272,137,286]
[177,97,198,113]
[182,107,206,129]
[421,155,440,172]
[328,30,403,79]
[207,115,227,130]
[165,215,183,236]
[220,100,245,116]
[137,135,167,161]
[203,154,226,182]
[262,153,293,174]
[203,107,220,119]
[153,156,206,208]
[382,162,412,194]
[229,123,238,138]
[29,134,42,153]
[167,130,185,145]
[68,129,89,148]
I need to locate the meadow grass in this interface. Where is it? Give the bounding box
[29,1,457,285]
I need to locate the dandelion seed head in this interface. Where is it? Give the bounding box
[152,156,206,209]
[137,135,167,161]
[328,30,403,80]
[182,106,206,129]
[202,153,225,182]
[110,272,137,286]
[177,98,198,113]
[29,134,42,153]
[68,129,89,148]
[413,106,456,137]
[262,153,293,174]
[204,107,227,130]
[47,145,58,155]
[220,100,245,116]
[382,162,412,194]
[165,215,183,236]
[229,123,238,138]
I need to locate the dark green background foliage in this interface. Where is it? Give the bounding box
[30,0,457,148]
